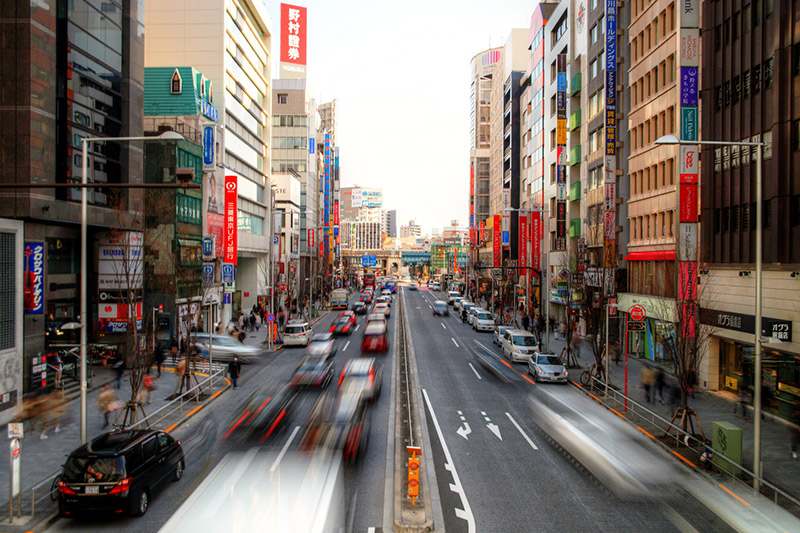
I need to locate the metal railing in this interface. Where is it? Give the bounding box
[13,367,226,522]
[577,373,800,514]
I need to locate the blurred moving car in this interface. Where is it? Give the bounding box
[300,388,371,463]
[328,316,355,336]
[338,310,357,325]
[493,325,510,346]
[409,282,418,291]
[283,321,313,346]
[501,329,539,363]
[306,333,337,358]
[361,321,388,353]
[193,333,260,363]
[338,357,383,402]
[58,429,184,518]
[291,352,336,388]
[374,295,391,308]
[223,383,296,444]
[527,352,568,383]
[373,302,390,318]
[472,310,495,332]
[381,289,394,301]
[432,300,449,316]
[359,290,373,304]
[352,302,367,315]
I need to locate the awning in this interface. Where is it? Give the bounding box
[624,250,676,261]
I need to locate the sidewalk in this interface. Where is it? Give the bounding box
[543,331,800,502]
[0,361,228,528]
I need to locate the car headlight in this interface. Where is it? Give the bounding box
[537,369,543,375]
[563,371,568,376]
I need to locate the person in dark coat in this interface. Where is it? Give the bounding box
[655,367,666,404]
[521,313,530,332]
[228,356,242,389]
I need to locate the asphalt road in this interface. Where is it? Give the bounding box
[404,287,726,532]
[45,291,395,532]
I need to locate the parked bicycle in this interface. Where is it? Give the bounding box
[579,362,606,389]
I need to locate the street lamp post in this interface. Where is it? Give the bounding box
[79,131,184,445]
[605,302,618,398]
[655,134,766,488]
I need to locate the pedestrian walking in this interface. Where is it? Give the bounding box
[140,374,155,404]
[53,353,63,389]
[734,387,750,420]
[97,385,120,429]
[521,313,530,332]
[155,347,165,378]
[640,365,655,403]
[238,313,245,332]
[666,382,681,414]
[571,329,582,358]
[113,355,125,389]
[655,367,666,404]
[255,313,262,331]
[228,355,242,389]
[278,308,286,330]
[170,338,178,364]
[249,313,256,330]
[558,321,567,340]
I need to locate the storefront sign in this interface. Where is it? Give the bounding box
[519,215,527,269]
[702,309,793,342]
[679,145,699,183]
[224,175,238,265]
[680,67,698,106]
[30,354,47,390]
[679,28,700,67]
[530,214,540,271]
[202,125,215,172]
[679,183,698,222]
[24,242,44,314]
[678,223,698,261]
[680,107,698,141]
[202,236,215,261]
[681,302,696,338]
[493,215,501,267]
[678,261,697,300]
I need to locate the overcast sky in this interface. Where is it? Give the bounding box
[264,0,534,235]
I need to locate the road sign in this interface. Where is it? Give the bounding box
[492,268,502,277]
[627,321,646,331]
[221,263,235,284]
[223,293,231,304]
[7,423,22,439]
[202,263,214,285]
[267,314,275,323]
[279,283,287,291]
[628,304,647,322]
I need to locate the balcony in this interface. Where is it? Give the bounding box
[569,109,581,131]
[569,145,581,166]
[569,218,581,238]
[569,181,582,201]
[570,72,581,96]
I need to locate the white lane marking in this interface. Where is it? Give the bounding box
[343,341,350,351]
[429,304,433,309]
[416,306,421,309]
[505,412,539,450]
[422,389,475,533]
[468,363,482,380]
[452,338,459,348]
[441,323,447,330]
[367,528,376,533]
[456,422,472,440]
[355,324,360,332]
[270,425,300,472]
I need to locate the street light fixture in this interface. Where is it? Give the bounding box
[79,131,185,445]
[655,133,766,488]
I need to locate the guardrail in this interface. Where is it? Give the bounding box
[577,373,800,515]
[13,367,226,523]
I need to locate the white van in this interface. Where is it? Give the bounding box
[502,328,539,362]
[284,320,313,346]
[472,310,495,332]
[447,291,460,305]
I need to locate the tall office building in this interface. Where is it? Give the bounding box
[400,220,422,239]
[0,0,145,406]
[145,0,274,314]
[382,209,397,238]
[315,100,340,281]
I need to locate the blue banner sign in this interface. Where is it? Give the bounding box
[221,262,235,284]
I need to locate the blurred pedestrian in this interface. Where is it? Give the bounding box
[655,367,666,404]
[521,313,530,332]
[687,367,698,398]
[53,353,63,389]
[228,356,242,389]
[113,355,124,389]
[249,313,256,330]
[558,321,566,340]
[140,374,155,405]
[255,313,262,331]
[170,338,178,364]
[97,385,119,429]
[640,365,655,403]
[278,308,286,330]
[666,382,681,414]
[734,388,749,420]
[238,313,245,331]
[155,347,165,378]
[571,329,582,358]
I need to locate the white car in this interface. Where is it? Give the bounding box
[447,291,460,305]
[374,302,390,318]
[528,352,568,383]
[467,306,480,325]
[472,310,495,332]
[284,320,313,346]
[493,325,510,346]
[381,289,393,301]
[501,328,539,363]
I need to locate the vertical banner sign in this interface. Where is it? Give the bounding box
[202,125,215,172]
[469,165,475,245]
[493,215,501,267]
[279,4,307,80]
[224,175,238,266]
[604,0,618,282]
[519,215,528,269]
[531,211,541,271]
[24,243,44,314]
[678,0,699,338]
[324,134,330,263]
[479,220,485,244]
[555,52,567,251]
[333,200,339,226]
[308,228,314,248]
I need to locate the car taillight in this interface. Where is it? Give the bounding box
[328,326,335,332]
[338,369,346,389]
[108,477,131,495]
[59,481,77,495]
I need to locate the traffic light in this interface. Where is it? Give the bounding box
[407,446,421,504]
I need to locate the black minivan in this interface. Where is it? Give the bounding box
[59,429,184,517]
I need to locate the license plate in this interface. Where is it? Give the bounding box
[85,486,99,494]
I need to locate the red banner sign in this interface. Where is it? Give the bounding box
[280,4,307,65]
[519,215,528,269]
[681,302,696,338]
[479,220,485,243]
[224,175,238,265]
[319,242,323,258]
[493,215,501,267]
[531,212,540,271]
[679,261,698,300]
[308,228,314,248]
[333,200,339,226]
[679,183,698,222]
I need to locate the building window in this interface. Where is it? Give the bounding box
[0,233,14,350]
[763,200,772,229]
[590,59,597,79]
[732,76,740,104]
[742,203,751,230]
[743,4,751,33]
[766,0,774,16]
[733,11,741,40]
[793,120,800,151]
[743,70,751,98]
[723,81,731,107]
[754,0,762,25]
[764,57,774,88]
[722,207,729,232]
[277,93,288,104]
[732,205,740,232]
[791,196,800,226]
[590,24,598,45]
[170,69,182,94]
[753,65,761,93]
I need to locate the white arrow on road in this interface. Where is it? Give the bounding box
[481,411,502,441]
[456,423,472,440]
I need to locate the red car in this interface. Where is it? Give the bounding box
[329,316,354,336]
[361,321,388,353]
[338,310,357,326]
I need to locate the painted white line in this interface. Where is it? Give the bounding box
[441,323,447,330]
[452,338,459,348]
[416,306,421,309]
[505,412,538,450]
[468,363,482,380]
[367,528,376,533]
[343,341,350,351]
[422,389,475,533]
[270,425,300,472]
[355,324,360,332]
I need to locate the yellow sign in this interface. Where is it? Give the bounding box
[778,381,800,398]
[725,375,739,391]
[557,119,567,144]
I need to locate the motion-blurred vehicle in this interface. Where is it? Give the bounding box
[447,291,460,305]
[193,333,260,363]
[432,300,449,316]
[361,320,388,353]
[223,383,296,444]
[472,310,495,332]
[338,310,357,325]
[331,288,349,310]
[306,333,337,358]
[381,289,393,302]
[383,280,398,293]
[328,316,355,336]
[373,302,390,318]
[430,281,440,291]
[527,352,568,383]
[374,295,391,308]
[160,450,344,532]
[352,302,367,315]
[453,297,465,312]
[291,352,336,388]
[409,282,418,291]
[359,290,373,304]
[58,430,184,518]
[300,388,371,463]
[362,273,376,290]
[493,325,510,346]
[501,328,539,363]
[365,313,386,327]
[338,357,383,402]
[283,320,313,346]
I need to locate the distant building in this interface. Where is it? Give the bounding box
[382,209,397,238]
[400,220,422,239]
[341,221,382,250]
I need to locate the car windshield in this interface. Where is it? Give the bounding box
[307,341,333,355]
[63,455,125,483]
[335,318,349,326]
[285,326,305,334]
[299,357,328,371]
[434,303,446,309]
[513,335,538,346]
[477,313,492,320]
[537,355,562,365]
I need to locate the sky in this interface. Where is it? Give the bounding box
[263,0,535,236]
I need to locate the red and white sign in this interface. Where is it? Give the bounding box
[531,212,540,271]
[681,302,696,338]
[333,200,339,225]
[308,228,315,248]
[628,304,646,322]
[518,215,528,269]
[679,261,698,300]
[319,242,323,258]
[492,215,501,267]
[479,220,485,243]
[679,183,698,222]
[608,297,617,316]
[280,4,307,65]
[679,145,699,183]
[98,302,142,319]
[224,175,238,265]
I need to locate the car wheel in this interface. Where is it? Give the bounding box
[132,488,149,516]
[173,459,184,481]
